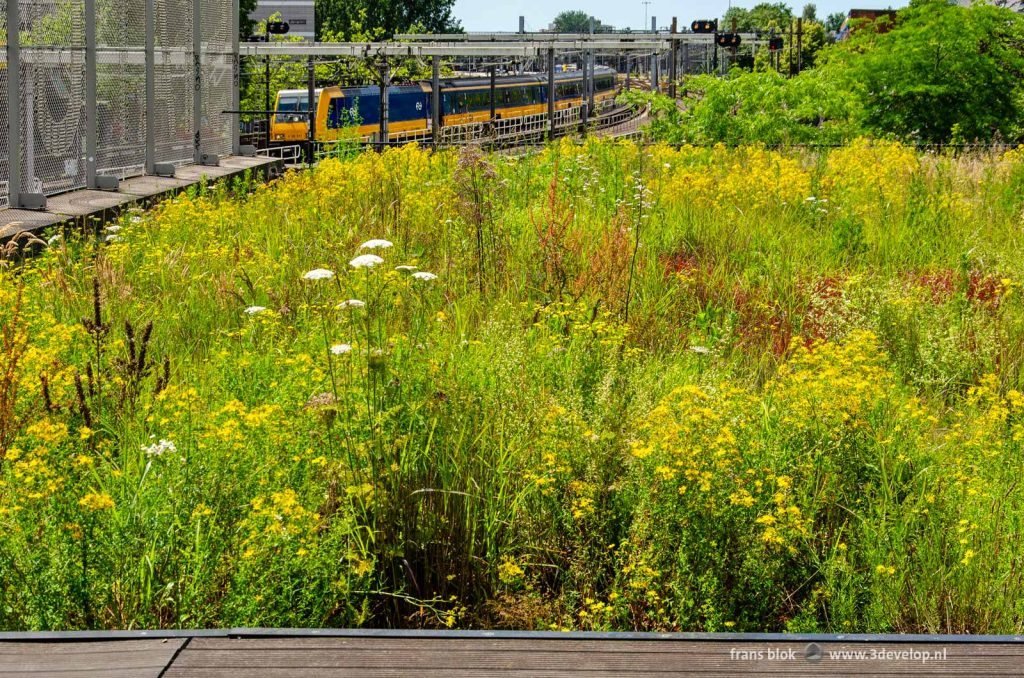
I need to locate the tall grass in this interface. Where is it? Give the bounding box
[1,139,1023,632]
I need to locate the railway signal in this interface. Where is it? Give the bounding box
[267,21,290,35]
[716,33,741,48]
[768,36,784,51]
[691,20,717,33]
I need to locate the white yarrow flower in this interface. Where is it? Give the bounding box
[330,343,353,355]
[350,254,384,269]
[303,268,335,281]
[337,299,366,309]
[244,306,268,315]
[105,234,120,243]
[412,271,437,282]
[689,345,711,355]
[143,439,177,457]
[359,239,394,250]
[105,224,122,233]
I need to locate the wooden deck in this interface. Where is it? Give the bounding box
[0,156,283,243]
[1,630,1023,677]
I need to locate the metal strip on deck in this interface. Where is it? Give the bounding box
[1,630,1022,677]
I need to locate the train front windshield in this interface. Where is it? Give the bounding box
[276,96,316,122]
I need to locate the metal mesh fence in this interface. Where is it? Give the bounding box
[0,0,237,212]
[154,0,195,166]
[96,0,146,179]
[19,0,87,197]
[200,0,232,159]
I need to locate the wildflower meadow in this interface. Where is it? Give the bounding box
[2,139,1024,633]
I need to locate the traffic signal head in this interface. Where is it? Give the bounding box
[715,33,742,48]
[691,19,717,33]
[768,36,784,51]
[267,21,290,35]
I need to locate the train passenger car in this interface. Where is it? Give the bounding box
[270,66,618,143]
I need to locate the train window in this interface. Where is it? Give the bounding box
[327,96,361,128]
[465,89,492,112]
[276,96,301,122]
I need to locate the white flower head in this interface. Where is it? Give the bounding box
[143,439,177,457]
[244,306,268,315]
[105,234,121,243]
[689,345,711,355]
[47,234,62,245]
[359,239,394,250]
[412,271,437,282]
[105,224,122,233]
[395,265,418,273]
[337,299,366,310]
[350,254,384,269]
[330,343,353,355]
[303,268,335,281]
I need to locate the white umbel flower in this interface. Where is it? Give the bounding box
[412,271,437,282]
[244,306,268,315]
[143,439,177,457]
[330,343,353,355]
[303,268,335,281]
[337,299,366,310]
[350,254,384,269]
[359,239,393,250]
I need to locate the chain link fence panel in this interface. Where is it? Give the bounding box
[200,0,233,159]
[96,0,146,179]
[19,0,87,197]
[154,0,194,166]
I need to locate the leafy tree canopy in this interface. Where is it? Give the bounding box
[821,0,1024,143]
[551,10,615,33]
[722,2,793,32]
[317,0,462,41]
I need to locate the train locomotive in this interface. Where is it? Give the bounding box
[270,66,618,144]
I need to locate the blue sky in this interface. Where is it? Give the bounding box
[451,0,904,31]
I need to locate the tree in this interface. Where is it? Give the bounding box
[239,0,257,39]
[825,12,845,33]
[551,10,613,33]
[723,3,793,32]
[822,0,1024,143]
[317,0,462,41]
[802,3,817,22]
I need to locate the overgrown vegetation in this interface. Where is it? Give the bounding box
[2,139,1024,633]
[638,0,1024,147]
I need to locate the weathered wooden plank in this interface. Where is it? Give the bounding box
[0,639,184,676]
[170,643,1024,675]
[185,636,1024,655]
[0,639,184,655]
[163,670,1018,678]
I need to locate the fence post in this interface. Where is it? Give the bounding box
[85,0,97,189]
[547,47,555,142]
[231,0,240,156]
[668,17,678,99]
[305,55,314,164]
[145,0,155,174]
[193,0,203,165]
[431,55,440,148]
[6,0,23,207]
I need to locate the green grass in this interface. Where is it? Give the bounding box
[1,138,1024,632]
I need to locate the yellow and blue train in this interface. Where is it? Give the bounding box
[270,66,618,143]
